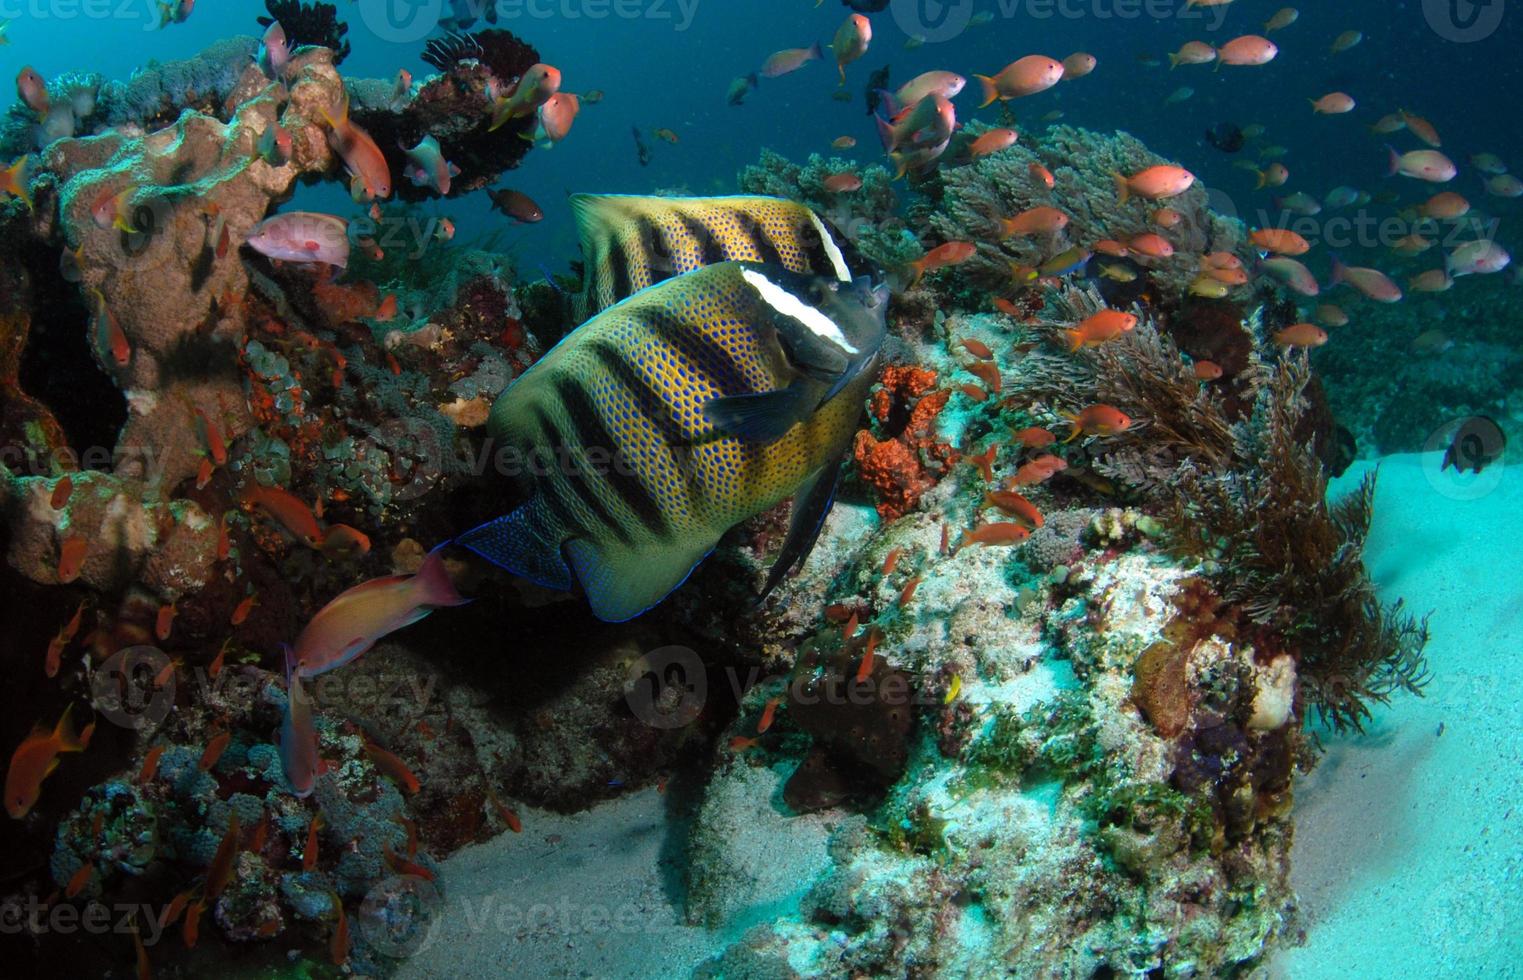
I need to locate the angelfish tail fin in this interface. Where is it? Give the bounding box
[456,497,575,592]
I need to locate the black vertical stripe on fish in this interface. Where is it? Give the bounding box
[588,341,688,446]
[640,308,756,399]
[640,217,677,286]
[738,211,786,268]
[550,370,671,538]
[796,217,831,277]
[679,213,727,267]
[605,240,633,306]
[531,405,624,544]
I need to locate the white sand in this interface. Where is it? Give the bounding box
[1273,453,1523,978]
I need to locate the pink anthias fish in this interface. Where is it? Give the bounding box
[290,547,468,678]
[533,92,580,145]
[258,20,289,79]
[401,135,461,195]
[246,211,350,267]
[876,93,956,152]
[1330,256,1402,302]
[279,646,318,797]
[1447,239,1510,277]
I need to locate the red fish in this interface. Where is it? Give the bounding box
[231,591,257,626]
[183,900,203,949]
[320,524,372,558]
[321,95,392,200]
[966,360,1002,394]
[241,485,323,547]
[203,811,240,900]
[757,696,781,734]
[882,547,903,576]
[6,704,93,817]
[1012,427,1056,449]
[906,241,976,287]
[137,745,165,785]
[329,893,350,966]
[960,337,993,360]
[984,490,1044,528]
[899,575,922,607]
[65,862,93,898]
[89,289,131,368]
[198,729,230,771]
[363,739,420,794]
[855,627,881,683]
[303,814,323,871]
[45,602,85,679]
[1009,454,1068,486]
[56,535,87,583]
[155,602,176,642]
[959,383,988,403]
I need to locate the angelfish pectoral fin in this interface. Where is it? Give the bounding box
[455,497,574,592]
[703,382,814,443]
[759,460,844,601]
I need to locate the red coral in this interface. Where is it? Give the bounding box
[854,365,956,520]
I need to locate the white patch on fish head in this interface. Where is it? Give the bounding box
[807,211,851,283]
[741,268,858,355]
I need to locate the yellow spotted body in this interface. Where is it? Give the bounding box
[470,262,876,622]
[571,194,851,318]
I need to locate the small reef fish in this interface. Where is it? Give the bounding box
[875,94,955,153]
[57,535,88,583]
[6,704,94,818]
[1311,92,1355,115]
[1066,309,1137,350]
[726,73,758,106]
[1263,7,1298,31]
[886,71,966,112]
[489,188,544,223]
[1169,41,1216,68]
[832,14,871,83]
[279,652,317,798]
[960,522,1032,548]
[1330,30,1362,53]
[90,289,131,368]
[905,241,976,287]
[760,43,823,79]
[1249,228,1310,256]
[653,128,679,144]
[321,96,391,199]
[258,21,289,79]
[533,92,580,145]
[569,194,852,317]
[1216,35,1278,67]
[1061,53,1097,79]
[401,135,461,195]
[91,186,137,233]
[1261,257,1320,296]
[364,739,421,794]
[823,172,862,193]
[240,484,324,546]
[1386,147,1456,182]
[984,490,1044,528]
[976,56,1064,105]
[392,69,413,108]
[0,156,32,210]
[458,261,887,622]
[1273,323,1328,348]
[969,128,1019,159]
[1194,360,1224,380]
[1330,258,1403,302]
[490,63,561,130]
[16,66,47,116]
[1113,165,1195,204]
[1447,240,1510,277]
[1012,427,1056,448]
[246,212,350,268]
[291,547,467,675]
[1001,206,1068,238]
[256,124,291,166]
[1009,454,1067,486]
[831,136,857,149]
[1062,405,1132,442]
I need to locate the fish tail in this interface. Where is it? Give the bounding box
[1111,171,1129,205]
[54,703,92,753]
[413,546,469,609]
[1061,413,1082,443]
[1384,144,1399,177]
[807,41,823,62]
[4,157,31,210]
[1254,170,1268,190]
[975,74,999,109]
[874,113,896,151]
[1168,54,1180,69]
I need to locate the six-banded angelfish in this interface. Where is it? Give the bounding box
[457,261,888,622]
[569,194,853,319]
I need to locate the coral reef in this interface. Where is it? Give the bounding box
[258,1,351,65]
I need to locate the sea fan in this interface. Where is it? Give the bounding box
[421,32,484,73]
[258,0,351,65]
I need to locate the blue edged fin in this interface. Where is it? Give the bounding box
[455,497,574,591]
[703,382,812,443]
[760,460,843,600]
[564,537,715,623]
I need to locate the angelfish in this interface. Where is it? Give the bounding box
[457,261,887,622]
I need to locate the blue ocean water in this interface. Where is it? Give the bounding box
[4,0,1514,273]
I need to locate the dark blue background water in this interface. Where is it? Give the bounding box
[2,0,1518,273]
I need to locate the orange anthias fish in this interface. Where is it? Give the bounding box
[56,535,87,584]
[199,729,230,771]
[6,704,94,818]
[1001,206,1068,238]
[756,696,782,734]
[321,95,392,200]
[45,601,86,679]
[241,484,323,547]
[1012,426,1057,449]
[363,739,421,794]
[1063,405,1133,442]
[959,522,1032,549]
[137,744,165,785]
[204,811,241,901]
[1065,309,1137,351]
[49,475,72,510]
[905,241,976,287]
[984,490,1044,528]
[303,814,324,871]
[1009,454,1068,486]
[320,524,372,558]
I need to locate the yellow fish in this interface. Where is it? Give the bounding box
[459,262,887,622]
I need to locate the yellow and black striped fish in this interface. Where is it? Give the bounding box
[570,194,854,319]
[457,261,888,622]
